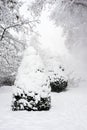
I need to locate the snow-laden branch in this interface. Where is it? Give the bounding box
[61,0,87,7]
[74,0,87,7]
[0,19,39,41]
[68,0,87,7]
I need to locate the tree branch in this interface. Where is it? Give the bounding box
[0,54,10,65]
[0,19,39,41]
[0,28,6,41]
[74,0,87,7]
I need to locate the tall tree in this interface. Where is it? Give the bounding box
[0,0,39,85]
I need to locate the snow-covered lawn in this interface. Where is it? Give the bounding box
[0,83,87,130]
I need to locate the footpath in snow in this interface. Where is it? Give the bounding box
[0,82,87,130]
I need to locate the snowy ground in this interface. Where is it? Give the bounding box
[0,82,87,130]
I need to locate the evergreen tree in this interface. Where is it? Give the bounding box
[12,46,51,111]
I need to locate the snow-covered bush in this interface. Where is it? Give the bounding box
[12,46,51,111]
[48,65,68,92]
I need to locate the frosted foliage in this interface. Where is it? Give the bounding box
[12,46,51,111]
[0,0,19,27]
[50,0,87,49]
[14,46,51,97]
[31,0,87,51]
[51,0,87,28]
[44,57,67,79]
[31,0,47,16]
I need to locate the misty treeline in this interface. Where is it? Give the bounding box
[0,0,87,86]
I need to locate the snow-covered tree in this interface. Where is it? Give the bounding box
[0,0,23,85]
[0,0,40,85]
[12,46,51,111]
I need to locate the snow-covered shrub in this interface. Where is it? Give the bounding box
[12,46,51,111]
[48,65,68,92]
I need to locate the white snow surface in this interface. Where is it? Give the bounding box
[0,81,87,130]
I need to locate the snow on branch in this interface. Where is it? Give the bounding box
[0,19,39,41]
[61,0,87,7]
[74,0,87,7]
